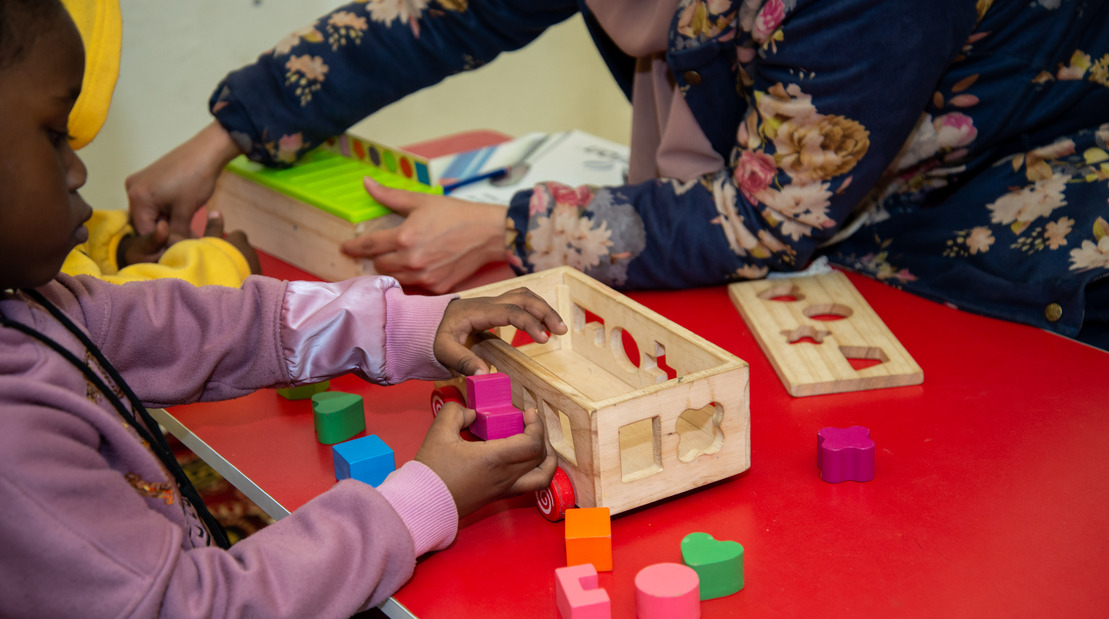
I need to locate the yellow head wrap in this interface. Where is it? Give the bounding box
[59,0,121,150]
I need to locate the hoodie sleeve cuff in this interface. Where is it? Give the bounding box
[382,288,456,383]
[375,461,459,557]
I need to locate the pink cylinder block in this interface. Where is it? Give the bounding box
[634,562,700,618]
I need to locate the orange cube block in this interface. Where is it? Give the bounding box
[565,507,612,572]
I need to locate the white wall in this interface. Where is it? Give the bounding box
[79,0,632,211]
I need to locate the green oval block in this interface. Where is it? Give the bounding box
[311,391,366,445]
[681,532,744,600]
[277,380,330,401]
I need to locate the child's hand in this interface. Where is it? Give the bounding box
[223,230,263,275]
[433,288,568,376]
[415,402,556,518]
[203,211,262,275]
[116,211,261,274]
[117,219,171,267]
[202,217,263,278]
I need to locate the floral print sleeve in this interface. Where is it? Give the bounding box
[210,0,579,165]
[511,0,979,289]
[512,0,1108,342]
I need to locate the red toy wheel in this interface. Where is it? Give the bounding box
[430,385,464,417]
[536,466,575,521]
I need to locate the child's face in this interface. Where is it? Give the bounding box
[0,8,92,290]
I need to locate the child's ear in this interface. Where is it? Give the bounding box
[60,0,121,150]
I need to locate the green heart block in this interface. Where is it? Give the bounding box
[681,532,744,600]
[312,391,366,445]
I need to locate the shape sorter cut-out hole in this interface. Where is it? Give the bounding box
[574,306,605,329]
[573,304,608,347]
[656,354,678,380]
[510,329,535,347]
[840,345,889,371]
[642,342,678,382]
[619,416,662,483]
[676,402,724,463]
[610,326,641,371]
[803,303,853,321]
[781,325,832,344]
[527,386,578,465]
[757,283,804,303]
[548,407,578,466]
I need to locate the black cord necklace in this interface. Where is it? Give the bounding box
[0,288,231,549]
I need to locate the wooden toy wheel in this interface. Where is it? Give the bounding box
[536,466,575,521]
[430,385,464,417]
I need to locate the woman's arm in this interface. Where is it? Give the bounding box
[213,0,580,166]
[509,0,980,289]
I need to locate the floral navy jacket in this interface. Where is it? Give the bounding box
[211,0,1109,340]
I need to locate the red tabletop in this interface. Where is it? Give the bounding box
[161,131,1109,618]
[162,249,1109,619]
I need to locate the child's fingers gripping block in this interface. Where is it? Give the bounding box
[817,426,875,483]
[311,391,366,445]
[332,434,395,486]
[464,372,524,440]
[565,507,612,572]
[555,564,611,619]
[634,563,700,619]
[680,532,744,600]
[470,408,525,441]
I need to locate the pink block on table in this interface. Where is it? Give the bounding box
[465,373,523,440]
[555,564,610,619]
[634,562,700,619]
[817,426,875,483]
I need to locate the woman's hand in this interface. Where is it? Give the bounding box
[126,122,244,245]
[433,288,567,377]
[341,178,509,294]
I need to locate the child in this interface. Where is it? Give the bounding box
[0,2,565,617]
[57,0,261,288]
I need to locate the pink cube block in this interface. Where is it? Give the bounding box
[555,564,610,619]
[465,373,513,410]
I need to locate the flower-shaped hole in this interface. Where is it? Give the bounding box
[677,402,724,463]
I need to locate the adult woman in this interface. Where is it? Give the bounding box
[127,0,1109,347]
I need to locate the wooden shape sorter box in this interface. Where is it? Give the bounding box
[206,134,441,282]
[728,270,922,397]
[454,266,750,518]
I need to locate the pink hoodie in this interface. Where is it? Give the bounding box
[0,273,458,618]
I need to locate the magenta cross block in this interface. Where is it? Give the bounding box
[465,373,524,440]
[817,426,875,483]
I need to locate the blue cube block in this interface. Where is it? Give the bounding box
[332,434,395,486]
